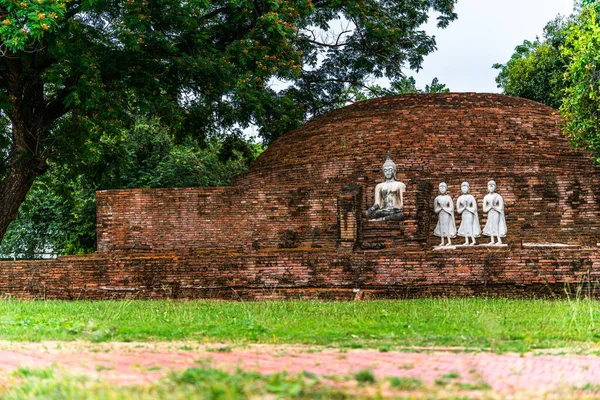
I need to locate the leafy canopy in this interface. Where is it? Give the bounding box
[0,0,459,145]
[561,4,600,159]
[492,16,572,110]
[494,2,600,160]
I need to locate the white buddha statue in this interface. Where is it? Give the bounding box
[366,153,406,221]
[433,182,456,246]
[482,180,507,245]
[456,181,481,245]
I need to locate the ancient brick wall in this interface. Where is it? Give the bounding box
[2,247,599,300]
[55,93,600,301]
[96,186,340,253]
[232,93,600,248]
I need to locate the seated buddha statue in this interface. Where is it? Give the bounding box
[366,153,406,221]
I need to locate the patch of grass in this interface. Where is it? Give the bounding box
[442,372,460,379]
[354,370,376,385]
[12,367,54,379]
[0,366,352,400]
[458,382,491,391]
[435,372,461,387]
[1,298,600,352]
[580,383,600,391]
[388,376,422,390]
[434,378,449,387]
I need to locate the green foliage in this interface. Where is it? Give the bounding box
[380,76,451,95]
[424,77,451,94]
[493,16,572,109]
[0,172,97,257]
[561,5,600,160]
[345,76,450,103]
[0,0,460,143]
[0,120,258,258]
[494,3,600,160]
[0,0,66,51]
[580,0,600,10]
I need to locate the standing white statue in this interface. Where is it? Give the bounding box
[482,180,507,245]
[456,182,481,245]
[366,153,406,221]
[433,182,456,246]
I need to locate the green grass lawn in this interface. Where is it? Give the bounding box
[0,298,599,352]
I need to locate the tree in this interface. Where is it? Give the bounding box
[0,0,458,245]
[493,16,572,109]
[561,4,600,159]
[494,2,600,160]
[0,118,259,258]
[345,75,450,103]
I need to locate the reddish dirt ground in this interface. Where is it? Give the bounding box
[0,341,600,397]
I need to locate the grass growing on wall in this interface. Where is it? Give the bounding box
[0,298,599,352]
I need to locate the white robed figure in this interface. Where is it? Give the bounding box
[456,182,481,245]
[482,180,507,245]
[433,182,456,246]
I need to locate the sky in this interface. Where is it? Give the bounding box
[413,0,576,93]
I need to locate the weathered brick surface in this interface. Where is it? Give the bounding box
[1,247,599,300]
[96,186,339,252]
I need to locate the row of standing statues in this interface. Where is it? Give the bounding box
[365,154,507,246]
[434,181,506,246]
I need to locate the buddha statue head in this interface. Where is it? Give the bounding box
[461,182,470,194]
[439,182,448,195]
[382,152,397,181]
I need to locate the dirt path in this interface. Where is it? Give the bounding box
[0,341,600,397]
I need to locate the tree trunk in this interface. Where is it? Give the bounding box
[0,148,46,241]
[0,57,50,243]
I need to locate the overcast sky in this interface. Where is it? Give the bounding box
[413,0,576,93]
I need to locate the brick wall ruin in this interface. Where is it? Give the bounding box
[2,93,600,300]
[1,247,599,300]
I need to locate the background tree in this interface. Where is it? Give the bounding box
[494,1,600,160]
[0,0,458,245]
[561,4,600,159]
[345,75,450,103]
[492,16,572,109]
[0,119,259,258]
